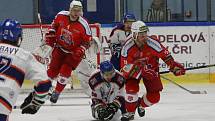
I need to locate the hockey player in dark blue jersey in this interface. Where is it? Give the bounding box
[109,13,136,71]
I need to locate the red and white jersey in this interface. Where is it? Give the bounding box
[0,43,48,115]
[50,11,92,51]
[89,70,125,105]
[121,36,172,71]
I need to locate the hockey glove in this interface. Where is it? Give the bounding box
[103,102,120,120]
[169,61,185,76]
[20,92,45,114]
[110,44,122,58]
[45,29,56,47]
[97,105,109,120]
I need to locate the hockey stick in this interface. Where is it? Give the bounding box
[13,103,90,109]
[160,75,207,94]
[37,13,44,42]
[160,64,215,74]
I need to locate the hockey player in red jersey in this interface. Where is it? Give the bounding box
[120,21,185,120]
[45,0,92,103]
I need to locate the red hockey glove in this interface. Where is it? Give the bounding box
[45,29,56,47]
[169,61,185,76]
[73,46,86,61]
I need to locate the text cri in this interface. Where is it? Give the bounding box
[168,44,192,54]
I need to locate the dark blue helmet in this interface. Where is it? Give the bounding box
[123,13,136,23]
[100,61,115,81]
[0,19,22,42]
[100,60,114,73]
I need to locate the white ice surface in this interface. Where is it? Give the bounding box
[10,84,215,121]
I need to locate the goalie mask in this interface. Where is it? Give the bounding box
[69,0,83,19]
[100,61,116,82]
[131,21,149,44]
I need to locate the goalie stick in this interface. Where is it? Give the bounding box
[160,75,207,94]
[160,64,215,74]
[37,13,44,42]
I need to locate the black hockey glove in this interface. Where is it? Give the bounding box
[97,106,109,120]
[20,92,45,114]
[103,102,120,120]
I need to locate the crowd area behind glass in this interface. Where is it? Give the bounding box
[125,0,215,22]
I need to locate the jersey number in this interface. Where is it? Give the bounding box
[0,56,11,81]
[0,56,12,73]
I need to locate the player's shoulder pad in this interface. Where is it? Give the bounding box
[146,37,163,52]
[57,11,70,16]
[112,71,125,89]
[110,23,124,37]
[121,36,134,57]
[88,70,103,90]
[15,46,31,61]
[78,16,92,36]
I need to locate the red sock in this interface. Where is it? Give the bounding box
[125,101,138,113]
[55,81,66,93]
[140,92,160,107]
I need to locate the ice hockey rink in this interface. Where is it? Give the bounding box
[10,84,215,121]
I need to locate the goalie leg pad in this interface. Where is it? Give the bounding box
[33,44,52,58]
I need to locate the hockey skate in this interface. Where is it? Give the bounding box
[50,91,60,103]
[121,113,131,121]
[137,105,145,117]
[126,112,135,120]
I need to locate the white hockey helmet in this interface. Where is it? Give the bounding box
[131,21,149,40]
[70,0,83,10]
[131,21,149,33]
